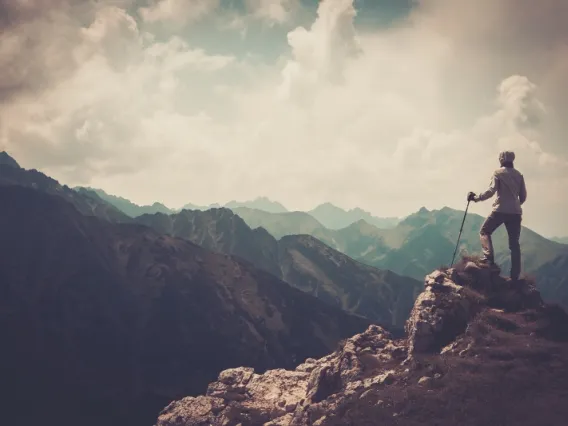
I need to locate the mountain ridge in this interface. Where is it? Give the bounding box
[308,202,400,230]
[136,209,422,328]
[0,151,20,168]
[0,159,130,223]
[76,186,175,218]
[0,185,371,426]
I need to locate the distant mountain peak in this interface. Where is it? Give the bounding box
[224,197,288,213]
[0,151,21,168]
[309,203,399,230]
[313,202,344,211]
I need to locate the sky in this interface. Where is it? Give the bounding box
[1,0,568,237]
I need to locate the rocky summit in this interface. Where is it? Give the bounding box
[156,257,568,426]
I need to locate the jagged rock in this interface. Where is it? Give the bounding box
[156,259,568,426]
[406,270,482,355]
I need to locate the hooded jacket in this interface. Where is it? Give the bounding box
[477,166,527,214]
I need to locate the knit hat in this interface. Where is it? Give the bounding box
[499,151,515,163]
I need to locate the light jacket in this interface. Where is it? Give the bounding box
[477,166,527,214]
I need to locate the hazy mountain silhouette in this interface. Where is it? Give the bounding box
[0,185,370,426]
[305,206,568,281]
[84,188,288,216]
[225,196,288,213]
[551,236,568,244]
[136,209,422,328]
[231,206,568,292]
[231,207,326,239]
[308,202,400,230]
[76,187,174,217]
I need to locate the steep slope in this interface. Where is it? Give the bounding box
[231,207,326,239]
[535,254,568,311]
[136,209,282,278]
[0,186,370,426]
[77,187,174,217]
[136,210,422,328]
[157,259,568,426]
[0,151,20,168]
[278,235,421,327]
[308,202,400,230]
[225,196,288,213]
[314,207,568,281]
[0,156,130,223]
[551,236,568,244]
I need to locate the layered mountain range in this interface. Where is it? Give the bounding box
[227,206,568,311]
[135,209,421,328]
[2,151,568,426]
[0,185,371,426]
[77,181,567,300]
[77,187,173,217]
[0,152,417,426]
[77,183,400,230]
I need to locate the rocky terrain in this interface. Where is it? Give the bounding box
[137,210,421,328]
[0,186,371,426]
[157,257,568,426]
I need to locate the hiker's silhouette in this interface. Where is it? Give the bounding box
[468,151,527,280]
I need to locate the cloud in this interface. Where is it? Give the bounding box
[1,0,568,237]
[279,0,360,102]
[245,0,300,25]
[1,2,235,180]
[139,0,220,24]
[410,0,568,156]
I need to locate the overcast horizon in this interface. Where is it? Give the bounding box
[2,0,568,237]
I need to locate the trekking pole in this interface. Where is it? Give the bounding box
[451,200,471,267]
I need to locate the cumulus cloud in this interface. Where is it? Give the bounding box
[411,0,568,155]
[279,0,360,102]
[1,0,568,236]
[1,1,234,179]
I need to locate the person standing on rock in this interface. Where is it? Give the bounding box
[467,151,527,280]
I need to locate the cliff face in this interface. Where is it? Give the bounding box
[0,186,370,426]
[157,257,568,426]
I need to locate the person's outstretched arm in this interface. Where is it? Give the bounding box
[476,173,498,202]
[519,175,527,205]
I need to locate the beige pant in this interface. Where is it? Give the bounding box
[480,212,522,280]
